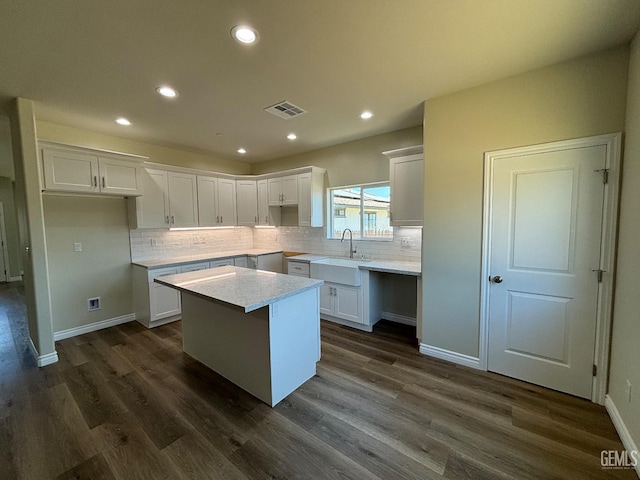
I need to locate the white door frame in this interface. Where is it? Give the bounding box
[479,133,621,405]
[0,202,11,282]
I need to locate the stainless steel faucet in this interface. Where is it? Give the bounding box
[340,228,356,259]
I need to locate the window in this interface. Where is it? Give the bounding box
[328,183,392,240]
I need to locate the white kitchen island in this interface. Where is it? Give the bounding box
[155,266,323,407]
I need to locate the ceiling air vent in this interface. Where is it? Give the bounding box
[264,101,307,119]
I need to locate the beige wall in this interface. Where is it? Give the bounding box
[422,46,629,357]
[0,177,22,277]
[0,116,14,178]
[609,33,640,450]
[43,196,133,333]
[36,121,251,175]
[251,126,423,187]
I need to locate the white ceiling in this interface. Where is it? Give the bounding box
[1,0,639,164]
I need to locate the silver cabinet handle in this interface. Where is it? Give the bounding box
[220,216,223,223]
[165,215,169,224]
[171,215,175,224]
[255,216,257,223]
[93,176,97,187]
[102,177,105,188]
[266,216,268,223]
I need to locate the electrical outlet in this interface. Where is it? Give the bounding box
[151,238,158,246]
[401,237,410,247]
[87,297,101,312]
[626,380,632,403]
[73,242,82,252]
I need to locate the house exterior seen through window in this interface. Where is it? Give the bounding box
[328,183,392,240]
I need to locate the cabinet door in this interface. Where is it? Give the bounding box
[136,169,170,228]
[256,253,282,273]
[42,147,99,193]
[197,175,218,226]
[168,172,198,227]
[268,177,282,206]
[236,180,257,226]
[149,267,181,321]
[98,157,141,196]
[298,173,311,226]
[217,178,237,226]
[319,284,334,317]
[234,256,248,267]
[390,154,423,226]
[281,175,298,205]
[334,285,363,324]
[257,180,270,225]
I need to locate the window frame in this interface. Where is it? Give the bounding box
[327,181,392,241]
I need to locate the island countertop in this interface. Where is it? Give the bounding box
[154,266,323,313]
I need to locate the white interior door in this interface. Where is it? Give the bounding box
[487,144,606,399]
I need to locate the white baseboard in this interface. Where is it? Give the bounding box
[605,395,640,477]
[419,343,481,369]
[28,337,59,367]
[54,313,136,341]
[380,311,416,326]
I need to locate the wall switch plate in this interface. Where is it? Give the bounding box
[401,237,410,247]
[73,242,82,252]
[626,380,632,403]
[151,238,157,246]
[87,296,101,312]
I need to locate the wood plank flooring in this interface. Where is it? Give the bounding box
[0,282,634,479]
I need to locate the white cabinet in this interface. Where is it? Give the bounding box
[268,175,298,206]
[197,175,237,227]
[384,145,424,227]
[168,172,198,227]
[297,171,324,227]
[319,283,363,324]
[41,143,143,196]
[256,252,283,273]
[234,256,248,268]
[236,180,258,226]
[130,169,170,228]
[287,260,310,277]
[130,169,198,228]
[257,179,280,226]
[146,267,181,326]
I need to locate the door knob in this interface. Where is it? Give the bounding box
[492,275,503,284]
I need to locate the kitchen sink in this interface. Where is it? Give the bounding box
[309,258,362,286]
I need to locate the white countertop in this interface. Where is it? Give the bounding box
[132,249,283,269]
[308,256,421,276]
[154,265,323,313]
[286,254,328,263]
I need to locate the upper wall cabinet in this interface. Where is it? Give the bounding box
[268,175,298,206]
[40,142,145,196]
[236,179,258,226]
[257,179,280,226]
[130,169,198,228]
[197,175,236,227]
[297,171,324,227]
[384,145,423,227]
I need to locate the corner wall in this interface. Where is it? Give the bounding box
[422,46,629,357]
[608,31,640,456]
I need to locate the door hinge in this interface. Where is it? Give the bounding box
[595,168,609,184]
[592,269,605,283]
[593,364,597,377]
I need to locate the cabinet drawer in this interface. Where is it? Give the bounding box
[148,266,180,283]
[210,259,234,268]
[288,261,309,277]
[180,262,210,273]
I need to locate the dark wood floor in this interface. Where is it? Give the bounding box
[0,282,634,480]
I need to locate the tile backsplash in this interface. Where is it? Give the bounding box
[130,225,422,263]
[253,226,422,262]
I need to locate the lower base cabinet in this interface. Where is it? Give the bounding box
[319,283,363,324]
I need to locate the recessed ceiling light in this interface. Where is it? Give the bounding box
[115,117,131,126]
[231,25,259,44]
[287,133,297,140]
[237,148,247,154]
[156,86,178,98]
[360,111,373,120]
